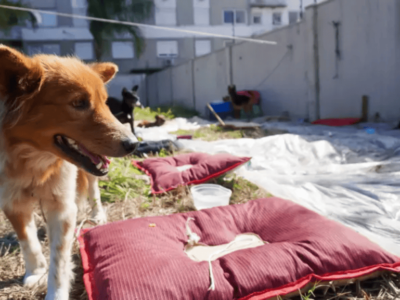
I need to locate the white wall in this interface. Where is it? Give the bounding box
[193,48,230,114]
[316,0,400,120]
[154,0,177,25]
[172,62,194,107]
[147,0,400,122]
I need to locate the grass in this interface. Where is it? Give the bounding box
[0,123,399,299]
[134,105,198,121]
[171,124,271,141]
[99,157,148,203]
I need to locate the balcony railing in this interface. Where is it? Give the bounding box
[249,0,287,8]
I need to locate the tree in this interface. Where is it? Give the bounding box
[0,0,37,34]
[87,0,153,61]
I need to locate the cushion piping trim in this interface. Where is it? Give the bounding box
[78,228,400,300]
[131,156,251,194]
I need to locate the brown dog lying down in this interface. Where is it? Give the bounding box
[137,115,166,128]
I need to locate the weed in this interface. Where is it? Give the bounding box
[134,106,198,121]
[99,157,149,203]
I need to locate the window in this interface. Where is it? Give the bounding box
[288,11,299,24]
[157,41,178,58]
[111,42,134,59]
[272,12,282,25]
[30,0,56,8]
[72,8,88,27]
[39,11,57,27]
[27,44,60,56]
[27,45,41,56]
[223,10,246,24]
[235,10,245,24]
[72,0,86,8]
[223,10,234,24]
[42,44,60,55]
[253,14,262,24]
[195,40,211,57]
[75,42,93,60]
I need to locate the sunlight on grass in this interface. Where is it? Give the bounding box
[99,157,149,203]
[134,106,198,121]
[215,174,272,204]
[172,124,243,141]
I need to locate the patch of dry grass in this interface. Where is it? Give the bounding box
[0,153,272,300]
[170,124,275,141]
[1,134,399,299]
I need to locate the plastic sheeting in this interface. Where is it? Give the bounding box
[136,119,400,255]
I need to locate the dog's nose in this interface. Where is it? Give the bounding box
[122,138,138,154]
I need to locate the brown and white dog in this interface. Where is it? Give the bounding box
[0,45,137,299]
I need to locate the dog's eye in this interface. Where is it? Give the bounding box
[71,99,89,110]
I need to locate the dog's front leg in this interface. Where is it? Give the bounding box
[86,173,107,224]
[42,168,78,300]
[2,202,47,287]
[44,198,77,300]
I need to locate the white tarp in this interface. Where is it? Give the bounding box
[137,119,400,256]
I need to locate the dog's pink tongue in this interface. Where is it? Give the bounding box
[78,143,101,164]
[77,143,111,169]
[101,156,111,169]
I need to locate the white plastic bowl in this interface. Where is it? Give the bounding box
[191,184,232,210]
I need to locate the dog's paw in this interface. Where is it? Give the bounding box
[23,268,47,288]
[90,207,107,225]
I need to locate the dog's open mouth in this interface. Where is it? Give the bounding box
[54,135,111,176]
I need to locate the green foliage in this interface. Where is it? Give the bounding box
[99,157,148,203]
[171,125,243,141]
[300,282,320,300]
[215,174,269,203]
[158,148,170,157]
[0,0,36,33]
[134,105,199,121]
[86,0,153,60]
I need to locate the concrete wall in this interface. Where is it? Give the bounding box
[171,62,194,107]
[147,74,158,107]
[146,0,400,122]
[193,48,230,114]
[107,74,146,102]
[316,0,400,120]
[231,21,313,119]
[156,69,174,106]
[177,0,194,26]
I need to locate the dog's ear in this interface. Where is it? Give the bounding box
[89,62,118,83]
[132,85,139,92]
[122,87,128,95]
[0,45,43,98]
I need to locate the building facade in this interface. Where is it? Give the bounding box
[0,0,323,74]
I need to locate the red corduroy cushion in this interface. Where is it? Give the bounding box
[78,198,400,300]
[132,153,251,194]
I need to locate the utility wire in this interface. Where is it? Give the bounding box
[0,4,277,46]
